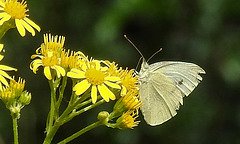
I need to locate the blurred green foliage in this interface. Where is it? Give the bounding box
[0,0,240,143]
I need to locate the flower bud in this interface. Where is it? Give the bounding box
[97,111,109,125]
[19,91,31,106]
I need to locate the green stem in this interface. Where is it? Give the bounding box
[46,80,56,133]
[57,121,103,144]
[43,122,61,144]
[0,19,15,41]
[58,92,88,121]
[55,76,68,113]
[65,99,105,123]
[12,116,18,144]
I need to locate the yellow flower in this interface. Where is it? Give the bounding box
[118,69,138,96]
[1,77,25,104]
[30,51,65,80]
[36,33,65,57]
[60,49,87,70]
[0,44,17,90]
[0,0,40,37]
[104,61,139,96]
[117,90,142,110]
[30,34,66,80]
[67,60,121,103]
[110,89,141,119]
[116,111,139,129]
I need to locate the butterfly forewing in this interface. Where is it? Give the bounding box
[150,61,205,96]
[139,61,205,126]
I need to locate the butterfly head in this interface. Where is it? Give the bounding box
[138,59,150,82]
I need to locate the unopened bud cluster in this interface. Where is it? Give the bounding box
[0,77,31,118]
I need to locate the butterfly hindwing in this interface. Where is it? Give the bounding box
[140,70,183,126]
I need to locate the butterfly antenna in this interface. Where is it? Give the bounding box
[147,48,162,63]
[135,57,143,71]
[124,35,146,61]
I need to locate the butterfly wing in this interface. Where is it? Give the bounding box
[150,61,206,96]
[139,61,205,126]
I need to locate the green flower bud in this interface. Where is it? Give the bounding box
[19,91,31,106]
[97,111,109,125]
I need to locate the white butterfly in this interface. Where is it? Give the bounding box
[124,35,205,126]
[139,59,205,126]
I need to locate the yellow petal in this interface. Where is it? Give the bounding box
[67,68,85,79]
[121,85,127,96]
[0,65,17,71]
[0,74,9,86]
[105,76,120,82]
[24,17,41,32]
[0,44,3,52]
[95,60,101,70]
[21,19,36,36]
[0,12,7,18]
[31,63,42,74]
[15,19,26,37]
[30,59,42,73]
[44,66,52,80]
[0,55,3,61]
[81,62,87,71]
[104,81,121,89]
[73,79,91,95]
[0,70,12,80]
[0,13,10,25]
[31,54,43,59]
[98,84,116,102]
[0,82,3,91]
[101,66,108,71]
[53,65,66,77]
[0,2,5,7]
[91,85,97,103]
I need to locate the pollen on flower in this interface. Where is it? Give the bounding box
[85,67,105,85]
[4,0,28,19]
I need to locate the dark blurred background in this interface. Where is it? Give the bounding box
[0,0,240,143]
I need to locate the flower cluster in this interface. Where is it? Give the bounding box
[0,0,40,37]
[30,33,141,129]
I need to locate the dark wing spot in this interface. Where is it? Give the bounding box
[178,79,183,85]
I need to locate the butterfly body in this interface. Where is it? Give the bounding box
[138,60,205,126]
